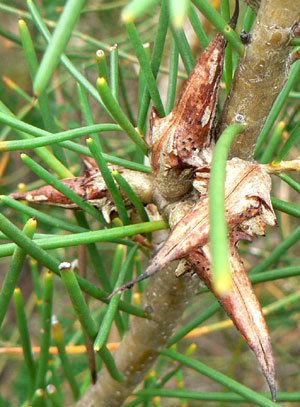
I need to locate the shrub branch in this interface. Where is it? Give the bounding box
[221,0,300,159]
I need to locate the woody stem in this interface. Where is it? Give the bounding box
[221,0,300,160]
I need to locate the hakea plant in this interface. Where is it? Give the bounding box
[11,0,298,402]
[0,0,300,405]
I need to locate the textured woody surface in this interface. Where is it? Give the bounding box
[222,0,300,159]
[77,263,199,407]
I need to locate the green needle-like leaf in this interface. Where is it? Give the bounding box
[0,196,87,234]
[209,123,245,294]
[221,0,233,91]
[254,60,300,156]
[0,218,36,328]
[171,27,195,75]
[0,100,69,178]
[137,0,169,131]
[52,317,79,400]
[134,389,300,403]
[188,5,209,48]
[162,349,278,407]
[59,263,124,382]
[110,44,119,100]
[271,197,300,219]
[243,6,256,32]
[59,263,98,341]
[192,0,244,55]
[35,271,54,391]
[2,76,33,104]
[33,0,87,95]
[279,174,300,194]
[111,245,126,286]
[94,246,138,351]
[31,388,45,406]
[18,19,67,166]
[0,114,121,151]
[251,226,300,274]
[0,1,298,403]
[0,220,167,258]
[251,266,300,285]
[96,77,148,154]
[13,288,36,392]
[27,0,107,109]
[112,170,150,223]
[126,21,165,117]
[87,138,130,225]
[166,40,179,114]
[260,121,285,163]
[277,122,300,161]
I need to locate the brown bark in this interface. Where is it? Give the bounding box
[221,0,300,159]
[77,262,198,407]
